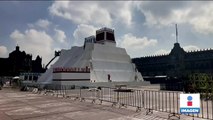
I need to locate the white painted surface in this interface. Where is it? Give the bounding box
[38,30,143,85]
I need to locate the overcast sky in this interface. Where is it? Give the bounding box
[0,1,213,65]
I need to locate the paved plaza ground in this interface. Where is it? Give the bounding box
[0,87,208,120]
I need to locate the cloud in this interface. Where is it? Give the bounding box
[54,28,66,43]
[49,1,133,27]
[189,3,213,34]
[119,33,157,57]
[120,33,157,49]
[28,19,51,29]
[136,1,189,26]
[73,24,97,46]
[183,45,200,51]
[28,19,67,44]
[0,46,8,58]
[10,29,53,65]
[137,2,213,34]
[154,49,170,55]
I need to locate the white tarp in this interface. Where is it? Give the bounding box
[37,42,143,84]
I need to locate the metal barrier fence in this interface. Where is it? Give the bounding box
[22,84,213,120]
[99,87,144,111]
[143,90,213,119]
[144,90,180,119]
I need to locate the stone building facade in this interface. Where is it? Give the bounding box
[132,42,213,82]
[0,46,45,76]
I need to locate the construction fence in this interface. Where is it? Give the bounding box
[22,84,213,120]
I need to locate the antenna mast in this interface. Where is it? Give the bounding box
[175,24,178,43]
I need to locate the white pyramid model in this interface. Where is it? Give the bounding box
[37,27,143,86]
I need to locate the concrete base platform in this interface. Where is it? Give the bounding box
[0,87,207,120]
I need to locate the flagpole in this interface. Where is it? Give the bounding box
[176,24,178,43]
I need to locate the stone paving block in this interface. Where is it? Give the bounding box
[63,109,123,120]
[0,112,13,120]
[22,115,72,120]
[35,102,72,108]
[5,106,47,120]
[43,106,85,114]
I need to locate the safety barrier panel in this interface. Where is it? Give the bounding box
[21,83,213,120]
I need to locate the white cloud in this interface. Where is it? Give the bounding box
[119,33,157,57]
[120,33,157,49]
[154,49,170,55]
[54,28,66,43]
[10,29,53,65]
[189,4,213,34]
[137,2,213,34]
[28,19,51,29]
[183,45,200,51]
[28,19,68,44]
[36,19,51,29]
[10,30,24,39]
[73,24,97,46]
[0,46,8,58]
[49,1,133,27]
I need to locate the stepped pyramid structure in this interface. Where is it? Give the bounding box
[38,27,144,87]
